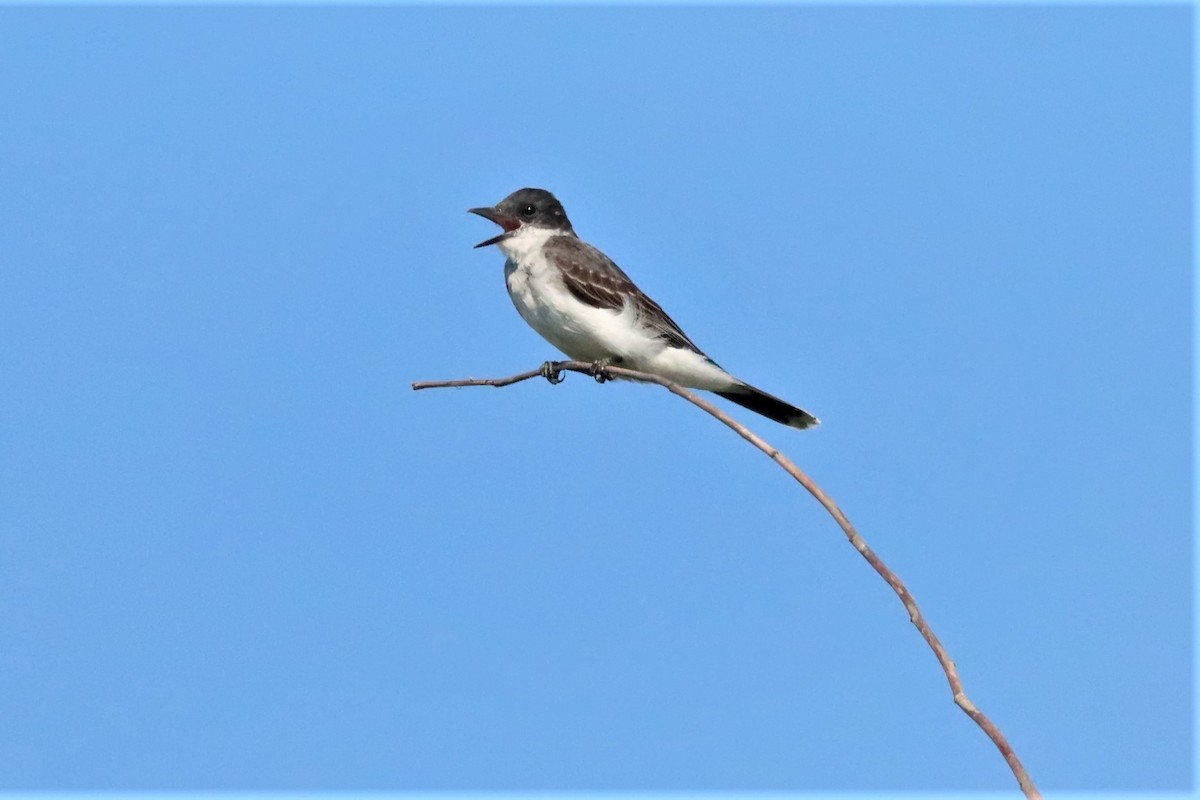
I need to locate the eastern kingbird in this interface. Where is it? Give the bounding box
[469,187,819,430]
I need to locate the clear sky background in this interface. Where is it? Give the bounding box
[0,3,1191,794]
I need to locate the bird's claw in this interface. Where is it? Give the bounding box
[590,360,612,383]
[541,361,564,385]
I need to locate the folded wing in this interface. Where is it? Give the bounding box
[544,235,702,354]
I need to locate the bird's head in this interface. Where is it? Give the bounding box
[469,187,574,249]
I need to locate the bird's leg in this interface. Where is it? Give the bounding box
[540,361,565,385]
[589,359,615,384]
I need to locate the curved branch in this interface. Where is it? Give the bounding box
[413,360,1041,799]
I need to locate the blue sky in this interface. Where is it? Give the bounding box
[0,4,1191,794]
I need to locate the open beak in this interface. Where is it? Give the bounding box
[469,206,520,249]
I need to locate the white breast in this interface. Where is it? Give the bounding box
[503,255,619,363]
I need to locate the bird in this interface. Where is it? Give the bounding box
[469,187,819,430]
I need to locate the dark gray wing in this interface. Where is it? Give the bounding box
[543,235,702,353]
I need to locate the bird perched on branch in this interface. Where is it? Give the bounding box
[469,187,819,430]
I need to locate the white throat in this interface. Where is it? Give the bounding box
[496,225,569,263]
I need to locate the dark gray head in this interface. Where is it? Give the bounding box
[469,187,574,248]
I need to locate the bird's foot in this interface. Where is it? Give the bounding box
[540,361,565,385]
[589,360,613,384]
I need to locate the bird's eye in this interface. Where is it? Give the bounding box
[521,204,536,217]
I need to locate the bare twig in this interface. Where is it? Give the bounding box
[413,360,1040,798]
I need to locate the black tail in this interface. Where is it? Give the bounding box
[716,384,820,430]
